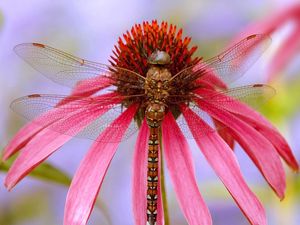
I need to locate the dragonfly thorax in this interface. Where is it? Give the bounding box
[145,66,172,102]
[145,66,172,127]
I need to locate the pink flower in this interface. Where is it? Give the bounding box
[234,4,300,81]
[3,21,298,225]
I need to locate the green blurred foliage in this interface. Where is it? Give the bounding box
[290,174,300,197]
[260,76,300,125]
[0,153,112,223]
[249,74,300,202]
[0,190,53,225]
[0,9,4,31]
[194,38,229,59]
[0,154,71,187]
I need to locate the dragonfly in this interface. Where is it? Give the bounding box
[11,34,273,225]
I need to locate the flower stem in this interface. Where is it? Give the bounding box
[159,129,170,225]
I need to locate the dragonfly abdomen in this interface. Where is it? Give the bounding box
[146,127,159,225]
[144,56,171,225]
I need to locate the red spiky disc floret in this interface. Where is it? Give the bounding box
[110,20,201,76]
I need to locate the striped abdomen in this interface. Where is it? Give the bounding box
[145,101,166,225]
[147,126,159,225]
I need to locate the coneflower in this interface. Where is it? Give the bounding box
[3,20,298,225]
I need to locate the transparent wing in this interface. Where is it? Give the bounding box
[14,43,145,88]
[202,84,276,108]
[10,94,139,142]
[177,84,275,138]
[171,34,271,86]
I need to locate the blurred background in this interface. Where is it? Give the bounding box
[0,0,299,224]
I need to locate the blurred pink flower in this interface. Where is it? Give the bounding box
[235,4,300,81]
[3,21,299,225]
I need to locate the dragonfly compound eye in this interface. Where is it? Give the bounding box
[148,50,171,65]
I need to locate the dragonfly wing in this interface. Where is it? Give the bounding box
[10,93,139,142]
[200,84,276,109]
[14,43,145,88]
[176,103,215,139]
[171,34,271,86]
[76,105,139,142]
[177,84,275,138]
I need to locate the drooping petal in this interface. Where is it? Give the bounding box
[59,77,113,106]
[197,99,286,199]
[232,5,300,80]
[267,24,300,81]
[182,106,266,225]
[4,101,117,190]
[64,104,138,225]
[3,92,119,160]
[132,119,149,225]
[198,72,228,89]
[213,119,235,150]
[197,88,299,171]
[241,116,299,171]
[231,6,300,44]
[71,76,112,96]
[3,104,72,160]
[162,112,212,225]
[3,122,48,160]
[132,118,164,225]
[156,139,164,225]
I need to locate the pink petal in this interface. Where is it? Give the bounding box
[4,101,116,190]
[213,119,235,150]
[72,76,112,96]
[193,62,228,90]
[132,119,149,225]
[241,116,299,171]
[197,88,299,171]
[156,170,164,225]
[232,5,300,42]
[3,92,119,160]
[59,77,113,106]
[267,23,300,81]
[232,5,300,80]
[182,106,266,225]
[197,99,286,199]
[199,73,228,89]
[64,104,138,225]
[162,112,212,225]
[3,104,73,160]
[3,121,48,160]
[195,79,215,90]
[132,119,164,225]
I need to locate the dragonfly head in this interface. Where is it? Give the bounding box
[148,50,171,65]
